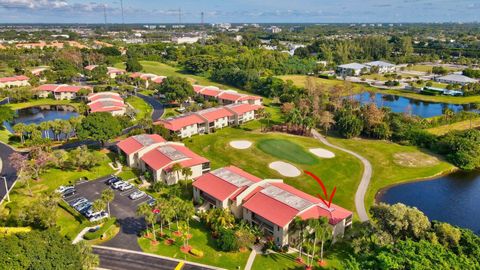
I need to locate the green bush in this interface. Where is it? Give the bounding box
[216,228,239,251]
[83,218,117,240]
[190,248,204,257]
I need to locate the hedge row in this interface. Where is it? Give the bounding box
[83,218,117,240]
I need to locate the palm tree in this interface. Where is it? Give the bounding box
[101,189,115,216]
[306,218,321,268]
[181,167,192,191]
[316,217,332,265]
[51,120,63,141]
[91,199,106,214]
[60,120,72,141]
[39,121,51,139]
[288,217,307,261]
[137,203,157,242]
[13,123,27,144]
[170,163,183,185]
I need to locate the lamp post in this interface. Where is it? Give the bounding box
[1,176,10,203]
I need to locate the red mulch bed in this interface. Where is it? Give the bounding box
[318,260,328,267]
[186,233,192,240]
[173,231,182,237]
[180,245,192,254]
[150,240,159,246]
[295,257,305,264]
[164,239,175,246]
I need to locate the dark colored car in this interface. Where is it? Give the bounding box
[62,188,76,198]
[105,176,120,185]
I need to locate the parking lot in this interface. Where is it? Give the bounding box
[64,175,151,250]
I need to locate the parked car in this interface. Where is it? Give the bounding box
[78,204,93,215]
[105,176,120,185]
[147,198,156,207]
[62,188,76,198]
[70,197,87,207]
[75,202,92,212]
[129,190,146,200]
[111,181,126,189]
[119,183,133,191]
[55,185,74,193]
[85,209,104,218]
[89,211,109,222]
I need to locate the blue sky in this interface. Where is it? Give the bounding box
[0,0,478,24]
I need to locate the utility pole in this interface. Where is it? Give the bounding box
[103,4,108,28]
[2,176,9,203]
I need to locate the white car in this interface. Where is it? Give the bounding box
[129,190,146,200]
[89,211,109,222]
[56,185,74,193]
[119,183,133,191]
[85,209,104,218]
[111,181,126,189]
[70,197,88,207]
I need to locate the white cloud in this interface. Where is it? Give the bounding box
[0,0,68,9]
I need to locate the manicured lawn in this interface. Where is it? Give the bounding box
[426,118,480,135]
[360,73,392,81]
[184,126,363,212]
[162,106,181,119]
[252,252,342,270]
[126,95,152,120]
[326,136,456,211]
[7,99,79,110]
[406,65,461,73]
[138,220,250,269]
[412,81,448,89]
[276,75,373,93]
[257,138,318,165]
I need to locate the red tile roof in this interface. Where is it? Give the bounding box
[154,114,205,131]
[196,107,233,122]
[200,88,223,97]
[130,72,143,78]
[193,85,205,93]
[117,134,166,155]
[84,65,97,71]
[218,91,244,102]
[0,75,29,83]
[88,93,123,102]
[141,144,208,171]
[89,101,126,113]
[242,182,352,227]
[35,84,88,93]
[193,166,261,201]
[225,104,263,115]
[152,76,166,84]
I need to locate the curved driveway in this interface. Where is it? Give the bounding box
[136,94,164,121]
[311,130,372,222]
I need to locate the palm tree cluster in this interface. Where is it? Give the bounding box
[288,217,332,268]
[13,116,83,145]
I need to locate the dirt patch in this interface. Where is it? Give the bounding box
[393,152,440,168]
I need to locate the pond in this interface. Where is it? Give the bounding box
[4,105,78,139]
[378,170,480,234]
[353,92,477,118]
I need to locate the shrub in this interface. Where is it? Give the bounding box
[190,248,204,257]
[216,228,239,251]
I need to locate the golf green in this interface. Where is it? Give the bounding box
[256,138,318,165]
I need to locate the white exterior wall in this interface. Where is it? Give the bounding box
[54,92,77,100]
[0,80,30,88]
[110,108,126,116]
[36,91,50,98]
[240,110,255,123]
[179,124,199,138]
[213,116,229,130]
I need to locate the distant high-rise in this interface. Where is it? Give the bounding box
[201,11,205,26]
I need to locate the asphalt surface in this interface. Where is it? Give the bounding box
[137,93,164,121]
[66,176,150,251]
[0,142,19,204]
[93,247,216,270]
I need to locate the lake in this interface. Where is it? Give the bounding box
[378,170,480,234]
[353,92,477,118]
[4,105,78,138]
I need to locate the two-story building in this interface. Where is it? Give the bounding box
[193,85,263,105]
[34,84,91,100]
[193,166,353,247]
[0,75,30,88]
[87,92,126,116]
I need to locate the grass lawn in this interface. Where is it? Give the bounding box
[426,118,480,135]
[257,138,318,165]
[6,99,79,110]
[326,136,456,211]
[377,89,480,104]
[412,81,449,89]
[252,252,343,270]
[359,73,392,81]
[276,75,373,93]
[162,106,181,119]
[184,125,363,212]
[138,220,250,269]
[126,95,153,120]
[406,65,461,73]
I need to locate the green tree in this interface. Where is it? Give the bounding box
[0,106,14,127]
[101,188,115,216]
[335,109,363,138]
[91,199,106,214]
[216,228,239,251]
[156,76,194,104]
[126,57,143,72]
[76,112,121,146]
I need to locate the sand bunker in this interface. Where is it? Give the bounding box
[309,148,335,158]
[229,140,252,149]
[269,161,301,177]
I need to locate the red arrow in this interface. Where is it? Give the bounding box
[304,170,337,208]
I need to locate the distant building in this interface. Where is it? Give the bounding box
[267,26,282,34]
[364,61,396,73]
[435,74,477,85]
[87,92,126,116]
[84,65,125,79]
[0,75,30,88]
[193,85,262,106]
[171,36,201,44]
[336,63,368,76]
[34,84,91,100]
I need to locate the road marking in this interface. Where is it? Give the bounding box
[175,261,184,270]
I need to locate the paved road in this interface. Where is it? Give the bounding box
[0,142,19,204]
[312,130,372,222]
[137,93,164,121]
[93,246,222,270]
